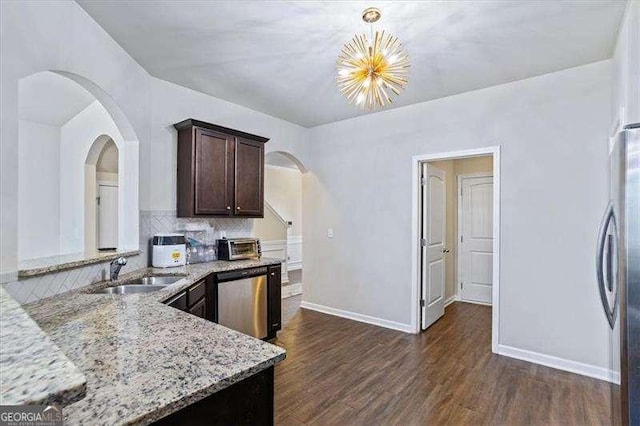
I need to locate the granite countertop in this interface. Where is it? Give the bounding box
[18,258,286,425]
[0,287,86,406]
[18,249,141,278]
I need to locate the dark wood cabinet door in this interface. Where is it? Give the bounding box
[234,138,264,217]
[166,292,188,311]
[153,366,274,426]
[187,281,206,307]
[194,129,233,216]
[268,265,282,334]
[189,297,207,319]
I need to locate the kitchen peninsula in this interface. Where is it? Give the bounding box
[3,259,285,425]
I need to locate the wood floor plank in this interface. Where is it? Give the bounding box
[274,297,611,425]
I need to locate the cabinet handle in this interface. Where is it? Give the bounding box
[237,206,241,210]
[226,206,231,210]
[270,272,275,276]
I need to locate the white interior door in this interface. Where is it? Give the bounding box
[459,175,493,304]
[421,163,446,329]
[98,184,118,250]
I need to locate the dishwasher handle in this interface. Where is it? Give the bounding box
[216,267,268,282]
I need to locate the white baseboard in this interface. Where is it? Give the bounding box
[459,299,492,307]
[497,344,619,384]
[300,301,415,334]
[282,283,302,299]
[287,260,302,271]
[444,295,459,307]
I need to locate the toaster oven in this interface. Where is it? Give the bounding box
[216,238,261,260]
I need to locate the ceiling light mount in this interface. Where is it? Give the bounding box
[362,7,381,24]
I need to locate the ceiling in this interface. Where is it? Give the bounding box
[19,71,95,127]
[78,1,626,127]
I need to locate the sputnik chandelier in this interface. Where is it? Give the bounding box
[336,7,410,110]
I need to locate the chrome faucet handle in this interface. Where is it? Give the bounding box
[110,257,127,281]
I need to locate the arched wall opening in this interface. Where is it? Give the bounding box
[16,70,139,266]
[85,136,119,252]
[255,150,307,296]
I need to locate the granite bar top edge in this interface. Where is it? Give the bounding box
[18,250,142,278]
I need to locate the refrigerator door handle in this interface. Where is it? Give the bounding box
[596,201,619,329]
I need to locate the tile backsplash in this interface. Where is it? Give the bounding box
[4,210,253,304]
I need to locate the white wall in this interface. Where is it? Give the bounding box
[264,165,303,237]
[17,120,61,260]
[253,205,288,242]
[0,0,308,279]
[60,101,129,254]
[1,0,150,277]
[305,60,612,370]
[612,1,640,127]
[0,0,623,378]
[147,77,309,212]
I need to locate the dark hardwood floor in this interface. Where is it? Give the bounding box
[273,297,611,425]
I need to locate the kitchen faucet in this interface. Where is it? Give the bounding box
[110,257,127,281]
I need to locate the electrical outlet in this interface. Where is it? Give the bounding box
[327,228,334,238]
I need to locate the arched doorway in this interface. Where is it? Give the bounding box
[85,136,119,252]
[254,151,307,298]
[17,70,138,264]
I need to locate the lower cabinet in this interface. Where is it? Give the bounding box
[152,366,274,426]
[189,298,207,318]
[164,266,282,341]
[164,280,207,319]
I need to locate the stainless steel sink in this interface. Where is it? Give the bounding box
[127,276,185,286]
[98,284,167,295]
[96,275,186,294]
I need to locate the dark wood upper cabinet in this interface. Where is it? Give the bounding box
[234,138,264,217]
[195,129,233,216]
[174,119,268,218]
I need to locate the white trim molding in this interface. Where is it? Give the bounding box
[260,239,288,249]
[287,235,303,271]
[444,295,459,308]
[300,301,414,333]
[497,344,620,384]
[259,239,288,283]
[411,146,501,354]
[282,283,303,298]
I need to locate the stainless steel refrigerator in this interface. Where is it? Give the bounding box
[597,123,639,425]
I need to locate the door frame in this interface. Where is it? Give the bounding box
[411,146,501,354]
[457,173,494,305]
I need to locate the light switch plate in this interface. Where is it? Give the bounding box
[327,228,334,238]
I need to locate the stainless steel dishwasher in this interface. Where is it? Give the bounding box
[215,267,268,339]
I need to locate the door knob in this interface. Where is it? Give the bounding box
[226,206,231,210]
[236,206,241,210]
[443,248,450,253]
